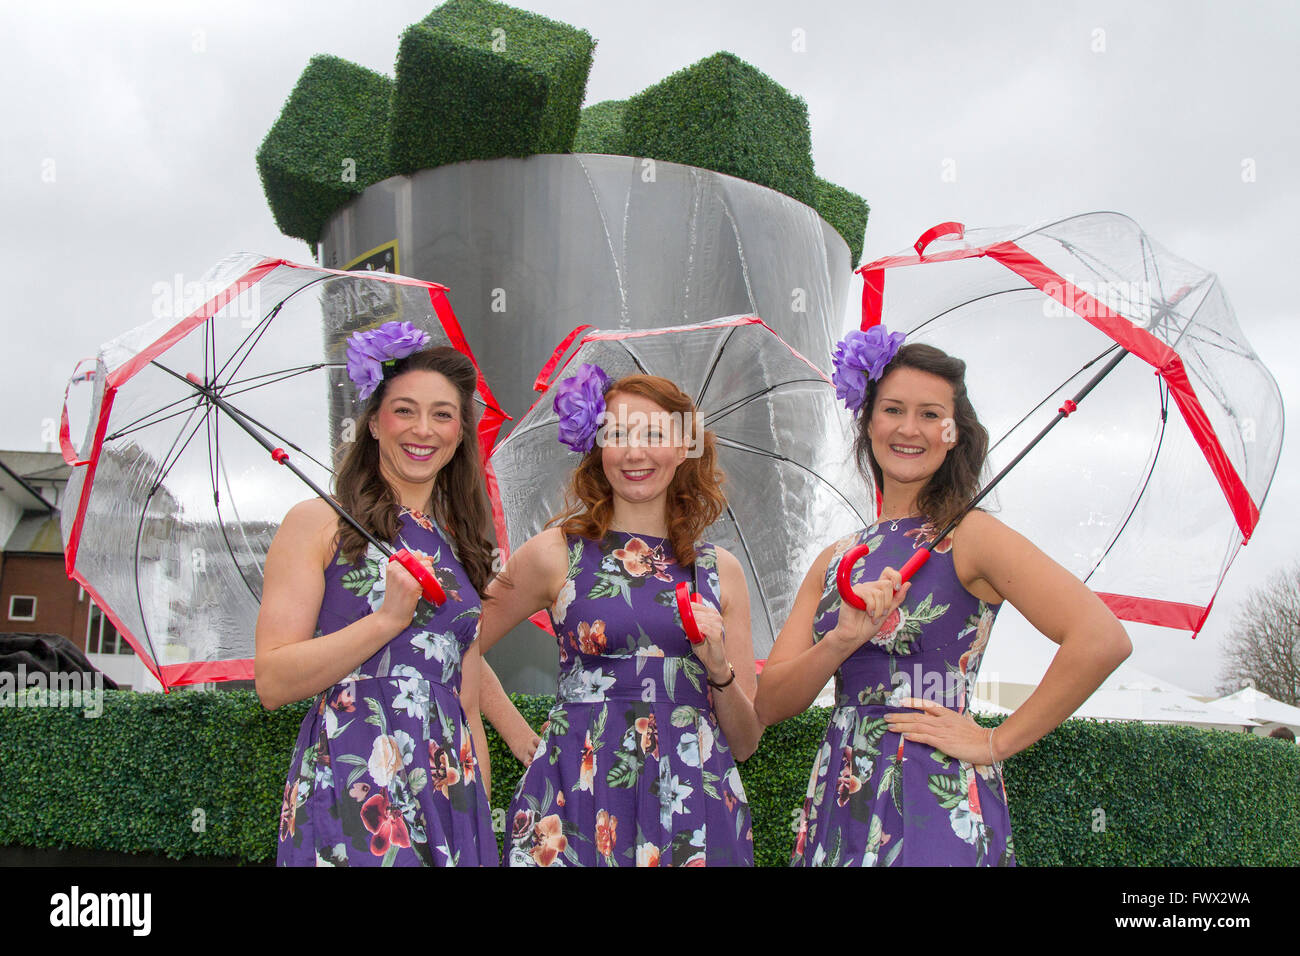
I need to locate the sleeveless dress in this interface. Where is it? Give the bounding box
[791,517,1015,867]
[505,530,753,866]
[276,507,498,867]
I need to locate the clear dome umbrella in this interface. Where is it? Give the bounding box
[488,316,876,659]
[58,253,509,689]
[839,213,1284,636]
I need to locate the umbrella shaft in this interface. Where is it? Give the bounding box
[933,347,1130,543]
[176,370,393,557]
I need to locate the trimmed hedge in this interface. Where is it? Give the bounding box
[3,689,1297,865]
[813,175,869,269]
[622,52,818,209]
[387,0,595,175]
[255,55,395,245]
[572,99,627,155]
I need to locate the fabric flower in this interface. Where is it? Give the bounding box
[831,325,906,415]
[612,537,673,581]
[578,731,597,792]
[552,578,576,625]
[595,810,618,857]
[635,843,660,867]
[635,713,659,759]
[279,779,298,841]
[530,814,568,867]
[346,321,431,401]
[459,736,476,785]
[835,746,862,807]
[360,791,412,856]
[368,735,404,787]
[553,363,611,453]
[428,742,462,798]
[577,620,607,656]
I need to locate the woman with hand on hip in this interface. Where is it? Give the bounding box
[481,368,762,866]
[256,323,534,866]
[754,329,1131,866]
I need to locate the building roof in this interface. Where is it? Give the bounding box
[4,513,65,554]
[0,450,71,483]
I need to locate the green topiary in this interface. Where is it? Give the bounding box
[255,55,395,246]
[388,0,595,175]
[572,99,627,155]
[11,690,1289,865]
[813,175,870,269]
[621,52,818,208]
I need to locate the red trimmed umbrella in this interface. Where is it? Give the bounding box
[58,254,508,689]
[843,213,1283,636]
[488,316,875,658]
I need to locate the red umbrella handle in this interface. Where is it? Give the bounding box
[836,543,932,609]
[391,548,447,606]
[675,581,706,644]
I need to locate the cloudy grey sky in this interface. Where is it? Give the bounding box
[4,0,1296,694]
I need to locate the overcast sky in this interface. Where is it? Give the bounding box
[4,0,1296,695]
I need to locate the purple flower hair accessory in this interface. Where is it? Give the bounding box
[346,321,432,400]
[831,325,907,415]
[553,363,612,453]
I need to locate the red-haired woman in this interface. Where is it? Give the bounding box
[479,368,762,866]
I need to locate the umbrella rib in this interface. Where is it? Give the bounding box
[987,344,1121,456]
[702,378,829,427]
[1084,377,1168,584]
[694,324,740,409]
[721,501,777,643]
[217,300,286,390]
[106,365,332,442]
[906,287,1040,338]
[713,435,871,521]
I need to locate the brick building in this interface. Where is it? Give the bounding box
[0,450,160,691]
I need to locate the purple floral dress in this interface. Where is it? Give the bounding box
[276,507,498,867]
[506,531,753,866]
[791,517,1015,867]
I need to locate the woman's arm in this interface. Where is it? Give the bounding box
[885,509,1132,762]
[460,640,492,800]
[254,498,428,711]
[687,547,763,760]
[477,527,568,653]
[754,540,910,726]
[479,656,541,766]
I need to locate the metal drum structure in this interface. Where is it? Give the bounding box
[319,153,856,692]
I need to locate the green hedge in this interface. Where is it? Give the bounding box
[813,175,870,269]
[572,99,627,155]
[255,55,395,245]
[388,0,595,175]
[622,52,817,209]
[11,690,1289,865]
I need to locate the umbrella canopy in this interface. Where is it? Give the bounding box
[489,316,874,658]
[856,213,1284,637]
[59,253,507,689]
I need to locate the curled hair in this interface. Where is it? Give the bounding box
[550,374,725,566]
[853,343,989,535]
[333,347,495,594]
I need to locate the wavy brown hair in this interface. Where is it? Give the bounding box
[853,343,989,536]
[550,375,725,567]
[333,347,495,594]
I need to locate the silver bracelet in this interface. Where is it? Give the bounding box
[987,726,997,765]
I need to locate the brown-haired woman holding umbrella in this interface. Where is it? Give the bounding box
[256,322,535,866]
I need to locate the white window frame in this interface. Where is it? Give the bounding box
[8,595,36,621]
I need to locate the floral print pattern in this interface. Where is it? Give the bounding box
[790,518,1015,867]
[276,510,497,867]
[506,531,752,866]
